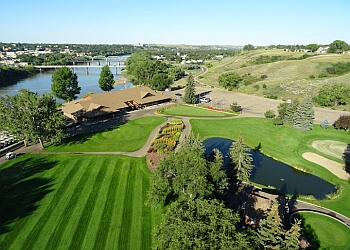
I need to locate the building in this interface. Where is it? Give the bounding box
[61,86,170,122]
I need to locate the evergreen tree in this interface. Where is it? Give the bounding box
[98,65,114,91]
[284,100,299,125]
[293,95,314,131]
[320,117,331,129]
[257,203,284,249]
[51,67,81,102]
[182,73,197,104]
[229,133,253,183]
[284,219,302,249]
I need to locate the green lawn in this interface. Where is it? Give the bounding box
[46,116,166,152]
[190,117,350,217]
[0,154,163,250]
[297,212,350,250]
[161,105,236,117]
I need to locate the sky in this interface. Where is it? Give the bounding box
[1,0,349,46]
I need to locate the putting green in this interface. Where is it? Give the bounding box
[312,140,347,160]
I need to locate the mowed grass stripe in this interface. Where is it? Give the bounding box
[129,164,143,250]
[68,159,109,249]
[118,163,136,249]
[93,162,121,249]
[45,157,97,250]
[141,168,152,249]
[0,156,66,250]
[105,160,130,248]
[81,159,116,249]
[20,158,84,250]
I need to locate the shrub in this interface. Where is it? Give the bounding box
[309,74,315,79]
[320,118,331,129]
[230,102,242,112]
[240,64,247,68]
[253,84,260,91]
[265,94,278,100]
[334,115,350,131]
[264,110,275,118]
[260,74,268,80]
[273,118,284,125]
[262,83,267,89]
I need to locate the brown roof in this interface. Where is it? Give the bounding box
[62,86,169,116]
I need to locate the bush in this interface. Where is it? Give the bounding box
[334,115,350,131]
[309,74,315,79]
[230,102,242,112]
[264,110,275,119]
[260,74,268,80]
[253,84,260,91]
[320,118,331,129]
[273,118,284,125]
[262,83,267,89]
[265,94,278,100]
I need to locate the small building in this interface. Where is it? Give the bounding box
[61,86,170,122]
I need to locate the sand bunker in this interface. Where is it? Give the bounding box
[312,140,347,160]
[302,152,350,180]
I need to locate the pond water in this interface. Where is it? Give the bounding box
[203,137,336,199]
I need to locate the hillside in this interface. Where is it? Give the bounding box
[198,49,350,110]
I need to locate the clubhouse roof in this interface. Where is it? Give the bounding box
[62,86,170,121]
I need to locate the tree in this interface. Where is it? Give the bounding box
[0,89,66,148]
[284,100,299,125]
[51,67,81,102]
[258,203,301,249]
[293,95,314,131]
[257,203,284,249]
[98,65,114,91]
[306,43,320,52]
[313,83,350,106]
[229,133,253,183]
[334,115,350,131]
[182,73,197,104]
[151,73,173,91]
[327,40,349,53]
[154,198,253,250]
[218,72,242,90]
[277,102,287,120]
[243,44,255,51]
[147,134,228,206]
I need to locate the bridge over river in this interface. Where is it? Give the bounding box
[34,64,126,74]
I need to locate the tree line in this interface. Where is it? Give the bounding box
[0,65,36,87]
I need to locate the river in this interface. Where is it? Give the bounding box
[0,56,133,102]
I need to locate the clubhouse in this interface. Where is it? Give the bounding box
[61,86,170,122]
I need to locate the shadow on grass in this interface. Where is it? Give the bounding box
[293,213,321,250]
[54,112,129,147]
[0,157,57,235]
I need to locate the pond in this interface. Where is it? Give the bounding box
[203,137,336,199]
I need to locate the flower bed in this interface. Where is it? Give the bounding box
[146,119,184,169]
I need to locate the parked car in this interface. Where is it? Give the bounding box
[175,93,182,98]
[5,152,16,160]
[199,97,211,103]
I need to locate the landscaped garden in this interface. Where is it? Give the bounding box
[0,154,163,249]
[190,117,350,218]
[146,119,184,168]
[296,212,350,249]
[158,104,237,117]
[46,116,166,152]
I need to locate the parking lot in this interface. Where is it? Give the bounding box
[165,86,350,123]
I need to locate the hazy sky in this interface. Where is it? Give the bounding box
[1,0,349,46]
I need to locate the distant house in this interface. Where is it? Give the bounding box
[316,46,329,53]
[61,86,170,122]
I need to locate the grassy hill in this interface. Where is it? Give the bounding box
[198,49,350,109]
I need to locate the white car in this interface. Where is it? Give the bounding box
[199,97,211,103]
[5,152,16,160]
